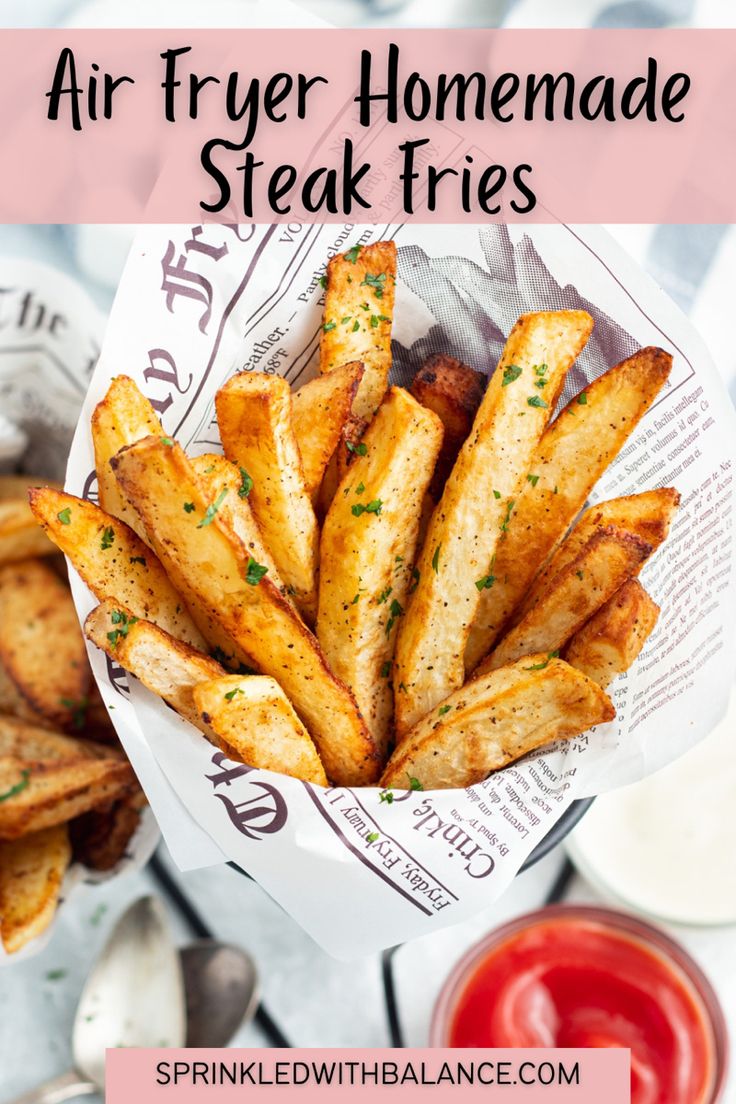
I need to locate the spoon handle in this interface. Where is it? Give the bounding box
[8,1069,97,1104]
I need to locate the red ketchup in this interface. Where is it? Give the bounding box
[447,914,717,1104]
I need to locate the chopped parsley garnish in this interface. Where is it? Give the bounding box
[60,696,89,730]
[370,313,391,328]
[319,274,327,289]
[500,500,515,533]
[45,969,67,982]
[238,468,253,498]
[576,569,584,580]
[398,682,408,694]
[57,507,71,525]
[322,320,336,333]
[352,320,360,332]
[160,436,174,446]
[129,556,146,566]
[0,769,30,803]
[198,487,228,528]
[553,485,559,495]
[351,592,361,605]
[346,440,367,457]
[380,661,392,678]
[361,272,387,298]
[527,395,548,409]
[524,650,560,672]
[89,904,108,927]
[502,364,522,386]
[407,775,423,791]
[376,585,392,604]
[352,499,383,517]
[341,315,351,325]
[577,392,588,405]
[409,567,420,593]
[224,687,244,701]
[183,502,195,513]
[438,704,452,716]
[100,526,115,550]
[385,598,404,636]
[431,544,441,574]
[244,557,268,586]
[355,482,365,495]
[367,832,379,843]
[533,363,549,388]
[379,788,394,804]
[527,473,540,488]
[476,572,496,591]
[345,244,362,263]
[106,609,138,648]
[493,489,501,499]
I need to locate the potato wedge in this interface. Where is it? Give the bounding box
[292,362,364,501]
[192,675,327,785]
[0,499,57,564]
[70,789,145,872]
[518,487,680,620]
[0,754,134,840]
[111,437,380,785]
[0,715,116,762]
[320,240,396,420]
[410,354,486,497]
[381,656,614,790]
[29,488,207,651]
[393,310,593,736]
[216,373,319,622]
[91,375,164,536]
[0,825,71,953]
[317,388,444,755]
[0,663,48,727]
[479,526,652,674]
[464,348,673,671]
[85,599,225,733]
[0,560,90,732]
[565,579,660,690]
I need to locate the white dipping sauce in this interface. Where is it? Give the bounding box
[568,686,736,925]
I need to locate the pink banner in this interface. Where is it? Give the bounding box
[106,1048,630,1103]
[0,28,734,223]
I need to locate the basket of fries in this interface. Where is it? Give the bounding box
[18,223,736,958]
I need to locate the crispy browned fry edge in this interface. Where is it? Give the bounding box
[84,599,225,734]
[517,487,680,622]
[382,656,614,790]
[0,559,91,732]
[292,362,364,500]
[393,310,593,736]
[410,354,486,498]
[70,789,145,872]
[0,755,134,840]
[192,676,328,786]
[0,825,71,953]
[0,500,56,564]
[320,241,397,420]
[91,374,164,536]
[464,347,672,670]
[317,387,444,757]
[479,526,652,674]
[216,373,319,622]
[111,437,380,786]
[29,488,207,650]
[564,579,660,689]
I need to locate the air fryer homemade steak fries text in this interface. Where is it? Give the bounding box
[15,240,676,954]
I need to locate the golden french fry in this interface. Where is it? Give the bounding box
[29,488,207,651]
[91,375,165,536]
[393,310,593,736]
[84,599,225,733]
[320,240,397,420]
[0,663,48,727]
[518,487,680,621]
[111,437,380,785]
[292,362,364,501]
[410,354,486,498]
[479,526,652,675]
[0,499,57,565]
[0,560,91,732]
[0,715,117,762]
[317,387,444,756]
[0,825,71,953]
[564,579,660,689]
[381,656,614,790]
[0,754,134,840]
[464,348,673,670]
[192,675,327,785]
[216,373,319,622]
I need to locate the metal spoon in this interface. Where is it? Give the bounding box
[9,896,185,1104]
[180,940,260,1048]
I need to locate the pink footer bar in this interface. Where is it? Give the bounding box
[106,1048,630,1103]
